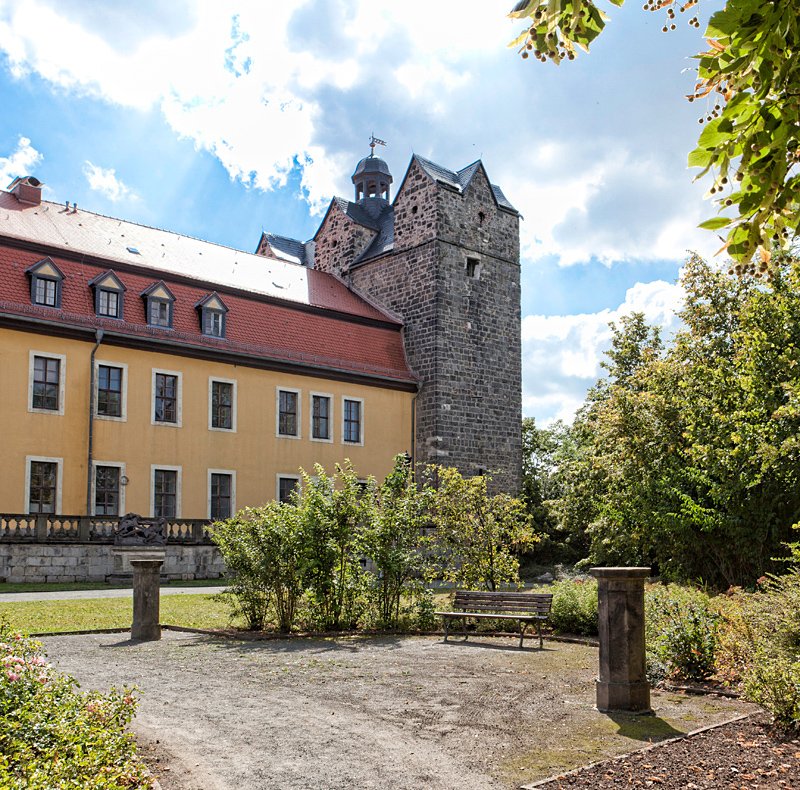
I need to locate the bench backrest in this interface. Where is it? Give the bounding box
[453,590,553,615]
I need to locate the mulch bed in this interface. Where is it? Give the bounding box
[534,713,800,789]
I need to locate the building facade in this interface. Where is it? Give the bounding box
[0,178,415,521]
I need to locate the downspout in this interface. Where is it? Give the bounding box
[86,329,104,515]
[410,392,417,474]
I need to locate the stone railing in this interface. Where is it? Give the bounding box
[0,514,214,544]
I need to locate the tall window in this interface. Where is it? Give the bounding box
[210,473,232,520]
[97,289,120,318]
[32,356,60,411]
[278,476,298,504]
[97,365,122,417]
[29,461,57,514]
[211,381,233,430]
[312,395,331,440]
[343,398,362,444]
[153,469,177,519]
[154,373,178,423]
[94,466,120,516]
[278,389,299,437]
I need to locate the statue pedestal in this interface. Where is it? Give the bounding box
[108,546,167,584]
[590,567,652,713]
[130,558,164,641]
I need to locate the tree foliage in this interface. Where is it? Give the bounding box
[552,253,800,587]
[509,0,799,269]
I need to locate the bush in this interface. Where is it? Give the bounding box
[645,585,719,682]
[743,649,800,733]
[0,621,151,789]
[548,578,598,636]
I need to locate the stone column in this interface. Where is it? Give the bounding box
[130,559,163,641]
[590,567,651,713]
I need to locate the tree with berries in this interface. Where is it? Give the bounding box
[510,0,799,276]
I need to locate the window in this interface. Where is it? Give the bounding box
[142,281,175,328]
[28,459,58,514]
[94,465,121,516]
[210,379,235,431]
[89,270,125,319]
[277,476,299,504]
[152,468,179,519]
[152,370,181,426]
[277,388,300,437]
[97,365,123,418]
[196,292,228,338]
[209,472,234,520]
[466,257,481,279]
[149,299,171,327]
[311,394,332,441]
[343,398,363,444]
[31,355,61,411]
[26,258,64,308]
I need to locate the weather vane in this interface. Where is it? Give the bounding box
[369,134,387,156]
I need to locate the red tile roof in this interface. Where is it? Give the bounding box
[0,206,416,387]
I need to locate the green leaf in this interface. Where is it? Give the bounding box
[698,217,733,231]
[688,148,713,169]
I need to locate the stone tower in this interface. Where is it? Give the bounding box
[258,151,522,492]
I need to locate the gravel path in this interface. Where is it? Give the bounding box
[41,630,754,789]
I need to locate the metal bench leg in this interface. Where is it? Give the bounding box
[538,621,543,649]
[443,618,449,642]
[519,621,527,649]
[463,615,468,641]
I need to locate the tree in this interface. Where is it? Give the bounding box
[509,0,799,270]
[429,466,538,590]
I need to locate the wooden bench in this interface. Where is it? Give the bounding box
[435,590,553,649]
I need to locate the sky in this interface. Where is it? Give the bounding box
[0,0,725,425]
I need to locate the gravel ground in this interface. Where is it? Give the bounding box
[41,630,755,789]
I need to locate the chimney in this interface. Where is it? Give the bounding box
[8,176,43,207]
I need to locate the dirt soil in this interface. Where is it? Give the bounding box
[532,713,800,789]
[42,630,755,790]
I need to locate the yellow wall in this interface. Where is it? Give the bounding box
[0,326,414,518]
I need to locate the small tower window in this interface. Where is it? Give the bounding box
[466,258,481,279]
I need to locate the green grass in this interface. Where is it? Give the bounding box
[0,593,242,634]
[0,579,226,594]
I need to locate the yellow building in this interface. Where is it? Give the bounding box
[0,177,416,521]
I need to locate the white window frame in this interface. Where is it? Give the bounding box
[91,460,126,516]
[309,391,334,443]
[208,377,237,433]
[275,386,302,439]
[25,455,63,515]
[341,396,365,446]
[208,468,236,520]
[28,351,66,416]
[151,368,183,427]
[150,464,182,519]
[275,473,301,504]
[94,360,128,422]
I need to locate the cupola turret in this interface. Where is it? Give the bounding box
[352,136,392,215]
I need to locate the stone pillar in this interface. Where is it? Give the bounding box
[590,567,651,713]
[130,559,163,641]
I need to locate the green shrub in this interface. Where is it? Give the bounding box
[645,584,719,682]
[0,621,151,789]
[548,578,598,636]
[743,649,800,733]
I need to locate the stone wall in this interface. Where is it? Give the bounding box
[313,202,377,277]
[350,161,522,493]
[0,543,225,584]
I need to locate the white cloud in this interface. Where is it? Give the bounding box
[82,161,133,202]
[522,278,685,425]
[0,135,42,187]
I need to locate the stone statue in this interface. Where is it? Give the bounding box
[114,513,167,546]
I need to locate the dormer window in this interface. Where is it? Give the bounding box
[141,282,175,329]
[89,270,126,319]
[195,292,228,338]
[26,258,64,308]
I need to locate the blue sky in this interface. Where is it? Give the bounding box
[0,0,724,424]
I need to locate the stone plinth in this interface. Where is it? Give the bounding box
[130,558,163,641]
[590,567,651,713]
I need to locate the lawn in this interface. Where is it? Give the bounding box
[0,593,241,634]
